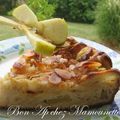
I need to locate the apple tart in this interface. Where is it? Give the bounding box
[0,37,120,108]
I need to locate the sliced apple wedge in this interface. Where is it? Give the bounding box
[37,18,68,45]
[12,4,38,27]
[0,16,56,55]
[12,4,68,45]
[22,26,56,55]
[0,16,19,28]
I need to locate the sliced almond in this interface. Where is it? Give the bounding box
[55,69,72,79]
[49,72,62,85]
[83,62,102,69]
[76,61,102,69]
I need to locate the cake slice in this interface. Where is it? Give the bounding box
[0,37,120,108]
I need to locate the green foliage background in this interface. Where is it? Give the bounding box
[0,0,14,15]
[26,0,55,20]
[96,0,120,42]
[0,0,99,23]
[49,0,98,23]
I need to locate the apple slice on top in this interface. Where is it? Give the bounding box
[0,4,68,55]
[12,4,38,27]
[21,25,56,55]
[13,4,68,45]
[37,18,68,45]
[0,16,56,55]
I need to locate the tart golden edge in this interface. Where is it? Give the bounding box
[0,69,120,108]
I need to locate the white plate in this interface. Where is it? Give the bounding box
[0,36,120,120]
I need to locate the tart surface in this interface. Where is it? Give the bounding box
[0,37,120,108]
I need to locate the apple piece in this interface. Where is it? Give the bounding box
[36,22,43,35]
[0,16,55,55]
[30,34,56,55]
[0,16,19,28]
[22,26,56,55]
[37,18,68,45]
[12,4,38,27]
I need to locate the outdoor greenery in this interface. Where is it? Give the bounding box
[49,0,98,23]
[0,0,15,15]
[26,0,55,20]
[68,22,100,42]
[96,0,120,42]
[0,0,99,23]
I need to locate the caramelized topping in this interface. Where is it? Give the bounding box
[81,61,102,70]
[97,53,112,69]
[70,43,87,58]
[13,62,26,74]
[23,50,41,61]
[89,52,112,69]
[10,37,112,85]
[67,36,77,45]
[76,47,93,61]
[53,47,73,60]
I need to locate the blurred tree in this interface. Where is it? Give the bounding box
[96,0,120,42]
[11,0,17,7]
[0,0,11,14]
[49,0,69,19]
[17,0,25,5]
[0,0,18,15]
[26,0,56,20]
[49,0,98,23]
